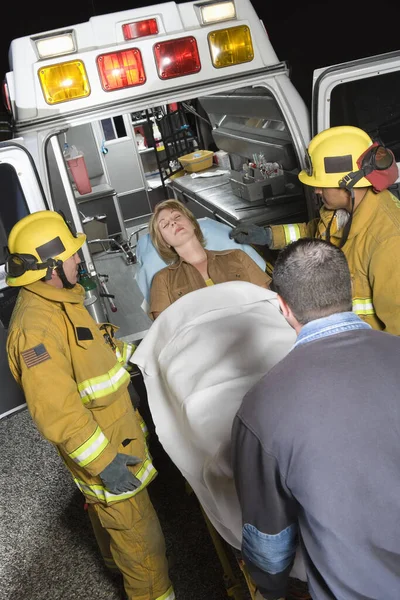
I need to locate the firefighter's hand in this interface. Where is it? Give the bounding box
[100,453,142,494]
[229,224,272,246]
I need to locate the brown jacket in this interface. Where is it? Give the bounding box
[149,249,271,319]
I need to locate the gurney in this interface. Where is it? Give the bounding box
[132,280,307,598]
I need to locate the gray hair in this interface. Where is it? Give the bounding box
[272,238,352,325]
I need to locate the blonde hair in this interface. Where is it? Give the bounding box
[149,199,205,263]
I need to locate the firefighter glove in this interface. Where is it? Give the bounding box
[229,224,272,246]
[100,453,142,494]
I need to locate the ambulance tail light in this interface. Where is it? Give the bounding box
[208,25,254,68]
[122,19,158,40]
[154,37,201,80]
[197,1,236,25]
[97,49,146,91]
[2,81,12,114]
[38,60,90,105]
[35,32,76,59]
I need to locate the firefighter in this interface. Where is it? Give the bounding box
[230,126,400,335]
[5,210,174,600]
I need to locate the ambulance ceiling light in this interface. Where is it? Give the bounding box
[196,1,236,25]
[97,49,146,91]
[35,32,76,59]
[154,37,201,80]
[208,25,254,68]
[122,18,158,40]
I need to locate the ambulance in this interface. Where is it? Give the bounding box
[1,0,400,417]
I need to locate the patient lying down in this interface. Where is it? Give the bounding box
[133,280,307,587]
[148,199,271,319]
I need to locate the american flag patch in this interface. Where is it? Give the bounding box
[21,344,51,368]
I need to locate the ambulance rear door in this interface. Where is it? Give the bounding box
[311,49,400,195]
[0,140,49,418]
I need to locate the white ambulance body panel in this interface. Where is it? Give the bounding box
[312,50,400,134]
[7,0,280,124]
[311,50,400,186]
[0,141,48,227]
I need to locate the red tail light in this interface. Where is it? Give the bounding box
[122,19,158,40]
[153,37,201,80]
[97,49,146,91]
[2,81,12,114]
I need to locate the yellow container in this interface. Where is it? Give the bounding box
[179,150,214,173]
[168,170,186,181]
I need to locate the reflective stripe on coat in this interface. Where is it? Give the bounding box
[270,190,400,334]
[6,281,156,505]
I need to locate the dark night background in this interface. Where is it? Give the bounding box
[1,0,399,113]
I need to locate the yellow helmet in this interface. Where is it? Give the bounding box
[299,126,374,188]
[6,210,86,287]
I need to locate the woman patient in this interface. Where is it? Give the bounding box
[148,199,271,319]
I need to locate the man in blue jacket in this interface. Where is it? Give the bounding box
[232,238,400,600]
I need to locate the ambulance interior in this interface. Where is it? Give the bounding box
[43,84,311,342]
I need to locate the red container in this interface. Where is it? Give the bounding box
[66,154,92,195]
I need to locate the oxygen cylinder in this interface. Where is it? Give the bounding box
[78,266,109,323]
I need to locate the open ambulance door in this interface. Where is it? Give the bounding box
[311,50,400,198]
[0,140,49,419]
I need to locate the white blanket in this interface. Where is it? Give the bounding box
[133,281,297,546]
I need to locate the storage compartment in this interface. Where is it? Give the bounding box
[230,169,286,202]
[82,215,108,253]
[198,88,297,171]
[179,150,214,173]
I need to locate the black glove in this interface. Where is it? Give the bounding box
[99,453,142,494]
[229,224,272,246]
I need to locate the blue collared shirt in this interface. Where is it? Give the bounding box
[294,311,372,349]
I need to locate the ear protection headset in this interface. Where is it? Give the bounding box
[339,142,398,192]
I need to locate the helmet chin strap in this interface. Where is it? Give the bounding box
[337,189,355,249]
[55,260,75,289]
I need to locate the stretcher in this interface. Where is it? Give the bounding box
[132,241,308,598]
